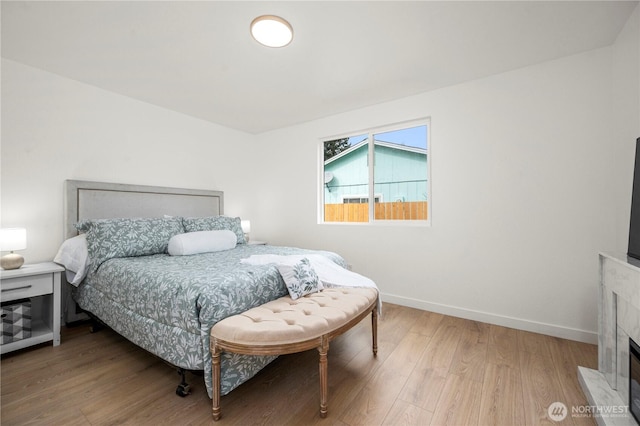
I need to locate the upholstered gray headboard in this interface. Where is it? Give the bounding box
[64,180,224,239]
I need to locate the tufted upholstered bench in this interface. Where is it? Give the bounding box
[210,287,379,421]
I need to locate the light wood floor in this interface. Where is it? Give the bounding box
[1,303,597,425]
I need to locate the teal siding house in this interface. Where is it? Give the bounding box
[324,140,428,204]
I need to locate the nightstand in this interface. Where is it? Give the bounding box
[247,240,267,245]
[0,262,64,354]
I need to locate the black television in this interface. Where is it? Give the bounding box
[628,137,640,260]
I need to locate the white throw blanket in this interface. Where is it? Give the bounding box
[241,254,380,312]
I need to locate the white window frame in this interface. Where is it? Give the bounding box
[319,118,431,226]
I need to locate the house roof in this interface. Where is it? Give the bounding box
[325,139,427,165]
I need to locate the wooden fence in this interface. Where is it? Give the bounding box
[324,201,428,222]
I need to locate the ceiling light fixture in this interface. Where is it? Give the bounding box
[250,15,293,48]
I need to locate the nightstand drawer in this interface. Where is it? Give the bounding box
[1,274,52,300]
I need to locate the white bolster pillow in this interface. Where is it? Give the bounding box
[168,230,237,256]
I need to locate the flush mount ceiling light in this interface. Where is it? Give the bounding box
[250,15,293,48]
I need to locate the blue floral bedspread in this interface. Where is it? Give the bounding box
[73,244,345,398]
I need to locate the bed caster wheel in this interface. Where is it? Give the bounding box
[89,320,103,333]
[176,384,191,397]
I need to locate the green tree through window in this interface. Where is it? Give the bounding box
[324,138,350,161]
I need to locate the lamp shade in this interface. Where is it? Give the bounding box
[241,220,251,234]
[0,228,27,252]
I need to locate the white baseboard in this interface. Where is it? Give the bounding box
[381,292,597,345]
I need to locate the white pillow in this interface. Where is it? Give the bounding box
[53,234,89,286]
[168,230,237,256]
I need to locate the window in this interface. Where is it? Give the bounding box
[342,196,381,204]
[321,119,430,224]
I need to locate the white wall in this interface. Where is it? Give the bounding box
[1,59,255,263]
[247,47,619,343]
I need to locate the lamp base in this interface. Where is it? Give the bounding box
[1,253,24,270]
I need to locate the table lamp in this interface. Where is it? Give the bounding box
[0,228,27,270]
[241,220,251,243]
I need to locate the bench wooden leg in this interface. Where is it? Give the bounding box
[318,336,329,418]
[372,306,378,357]
[212,347,222,421]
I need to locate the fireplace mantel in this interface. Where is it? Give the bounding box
[579,252,640,425]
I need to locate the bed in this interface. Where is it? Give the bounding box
[59,180,347,398]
